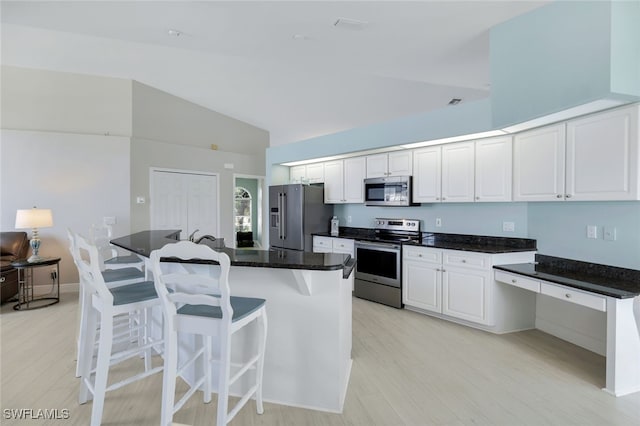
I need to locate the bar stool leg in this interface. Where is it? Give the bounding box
[91,313,114,426]
[161,328,178,426]
[256,310,268,414]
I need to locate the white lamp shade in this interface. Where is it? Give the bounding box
[15,208,54,229]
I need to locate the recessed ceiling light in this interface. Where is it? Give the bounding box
[167,29,182,37]
[292,34,311,40]
[448,98,462,106]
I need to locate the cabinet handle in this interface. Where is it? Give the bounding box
[418,254,423,257]
[476,196,480,200]
[565,293,572,299]
[441,269,446,272]
[442,197,446,201]
[0,277,5,283]
[556,194,563,198]
[461,259,467,263]
[436,197,440,201]
[565,194,572,198]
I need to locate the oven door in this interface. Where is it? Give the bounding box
[354,241,401,287]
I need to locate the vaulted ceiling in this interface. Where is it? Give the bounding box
[1,1,549,146]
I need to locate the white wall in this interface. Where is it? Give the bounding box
[1,65,132,136]
[0,130,130,285]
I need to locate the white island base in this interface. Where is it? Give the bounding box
[169,264,353,413]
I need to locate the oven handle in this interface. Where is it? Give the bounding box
[355,241,401,251]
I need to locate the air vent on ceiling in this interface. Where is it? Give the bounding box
[334,17,368,30]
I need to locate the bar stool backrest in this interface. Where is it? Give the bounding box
[74,233,115,304]
[150,241,233,326]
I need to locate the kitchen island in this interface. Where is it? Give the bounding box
[111,230,355,412]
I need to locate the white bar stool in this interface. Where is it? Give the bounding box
[68,228,148,378]
[150,241,268,426]
[74,233,163,426]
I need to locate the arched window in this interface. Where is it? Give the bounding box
[234,187,252,232]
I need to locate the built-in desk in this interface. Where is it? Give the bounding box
[494,255,640,397]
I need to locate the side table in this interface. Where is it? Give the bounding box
[11,257,61,310]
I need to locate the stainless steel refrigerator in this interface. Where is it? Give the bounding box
[269,184,333,251]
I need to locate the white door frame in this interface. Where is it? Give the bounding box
[232,173,266,249]
[150,167,221,239]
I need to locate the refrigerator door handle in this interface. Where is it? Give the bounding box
[281,192,287,240]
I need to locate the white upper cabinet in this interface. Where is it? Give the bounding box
[513,123,566,201]
[441,141,475,202]
[343,156,366,203]
[289,163,324,184]
[323,160,344,203]
[366,151,413,178]
[412,146,442,203]
[514,104,639,202]
[565,104,639,201]
[289,165,306,183]
[323,157,366,204]
[475,136,513,202]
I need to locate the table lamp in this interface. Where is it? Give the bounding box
[15,207,54,262]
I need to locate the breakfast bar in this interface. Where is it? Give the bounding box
[111,230,355,412]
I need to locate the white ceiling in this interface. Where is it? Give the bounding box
[1,1,549,146]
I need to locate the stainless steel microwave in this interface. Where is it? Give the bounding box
[364,176,416,206]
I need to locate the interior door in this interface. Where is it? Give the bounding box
[151,170,218,240]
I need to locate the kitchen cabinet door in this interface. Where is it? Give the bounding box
[442,266,492,325]
[365,154,388,178]
[323,160,344,203]
[441,141,475,202]
[305,163,325,183]
[513,123,566,201]
[403,260,442,313]
[566,104,639,201]
[475,136,513,202]
[290,165,306,183]
[412,146,442,203]
[388,151,413,176]
[343,156,366,203]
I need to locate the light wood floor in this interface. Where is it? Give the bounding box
[2,291,639,425]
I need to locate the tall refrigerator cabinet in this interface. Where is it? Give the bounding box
[269,184,333,251]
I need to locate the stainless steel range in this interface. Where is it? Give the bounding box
[354,218,421,308]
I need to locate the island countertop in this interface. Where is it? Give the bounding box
[111,230,355,277]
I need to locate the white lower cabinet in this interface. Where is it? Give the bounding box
[403,245,536,331]
[314,236,355,290]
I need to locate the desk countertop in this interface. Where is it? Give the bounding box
[494,254,640,299]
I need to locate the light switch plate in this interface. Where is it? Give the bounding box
[604,226,616,241]
[587,225,598,239]
[503,221,515,232]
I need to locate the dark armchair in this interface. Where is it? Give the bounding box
[1,232,29,303]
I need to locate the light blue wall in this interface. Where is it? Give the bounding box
[335,203,528,238]
[490,1,613,128]
[610,0,640,96]
[267,99,492,167]
[528,201,640,269]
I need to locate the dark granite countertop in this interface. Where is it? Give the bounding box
[314,227,537,254]
[111,230,354,278]
[494,254,640,299]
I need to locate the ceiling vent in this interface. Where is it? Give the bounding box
[334,17,368,30]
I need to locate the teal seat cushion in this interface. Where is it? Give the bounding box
[110,280,157,306]
[102,267,144,282]
[104,255,142,265]
[178,296,265,322]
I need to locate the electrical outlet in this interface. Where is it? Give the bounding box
[136,196,146,204]
[50,269,58,281]
[503,222,515,232]
[103,216,116,225]
[586,225,598,239]
[347,216,352,224]
[435,218,442,227]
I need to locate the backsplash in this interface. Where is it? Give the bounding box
[333,202,528,237]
